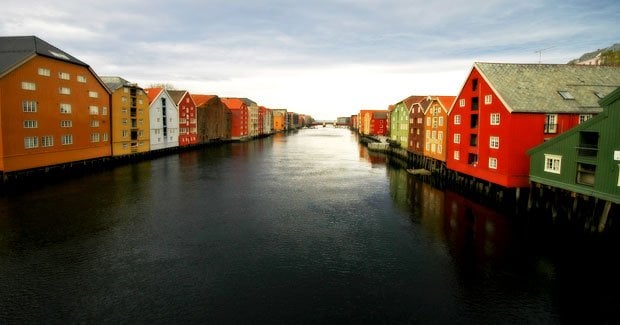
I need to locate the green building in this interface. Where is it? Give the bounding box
[528,87,620,230]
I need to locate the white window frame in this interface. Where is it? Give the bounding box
[89,106,99,115]
[58,72,70,80]
[544,154,562,174]
[59,87,71,95]
[38,68,50,76]
[489,157,498,169]
[484,94,492,105]
[22,100,37,112]
[90,133,100,143]
[61,120,72,128]
[454,115,461,125]
[459,99,465,107]
[579,114,592,124]
[24,136,38,149]
[21,82,36,91]
[545,114,558,133]
[454,133,461,144]
[489,136,499,149]
[88,91,99,98]
[61,134,73,145]
[453,150,460,160]
[77,75,87,83]
[23,120,38,128]
[490,113,500,125]
[60,103,72,114]
[41,135,54,147]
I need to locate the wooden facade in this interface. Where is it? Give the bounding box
[192,94,231,143]
[145,87,179,151]
[528,87,620,204]
[168,90,198,147]
[408,97,431,155]
[221,98,248,140]
[0,36,111,172]
[102,76,150,156]
[447,63,620,188]
[423,96,455,162]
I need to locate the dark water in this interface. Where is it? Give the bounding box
[1,127,618,324]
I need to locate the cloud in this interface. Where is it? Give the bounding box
[1,0,618,119]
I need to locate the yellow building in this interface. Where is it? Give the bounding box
[101,77,150,155]
[272,109,287,131]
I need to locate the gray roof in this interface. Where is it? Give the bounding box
[167,90,188,104]
[100,76,135,91]
[0,36,88,76]
[475,62,620,114]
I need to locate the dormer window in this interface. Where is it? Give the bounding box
[558,91,574,100]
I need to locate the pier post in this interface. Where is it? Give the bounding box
[598,200,612,233]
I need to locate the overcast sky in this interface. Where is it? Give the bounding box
[2,0,618,119]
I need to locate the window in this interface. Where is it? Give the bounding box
[490,113,500,125]
[454,133,461,144]
[24,136,38,148]
[438,132,443,140]
[77,75,87,83]
[468,153,478,165]
[454,151,460,160]
[489,157,498,169]
[61,120,72,128]
[470,114,479,128]
[489,136,499,149]
[38,68,50,76]
[439,117,444,126]
[60,103,72,114]
[58,72,70,80]
[438,144,442,153]
[59,87,71,95]
[23,120,38,128]
[472,78,478,91]
[88,91,99,98]
[426,117,430,126]
[425,142,430,150]
[472,97,479,110]
[61,134,73,145]
[426,130,430,139]
[22,100,37,112]
[454,115,461,125]
[417,118,422,124]
[484,94,492,105]
[122,130,129,138]
[102,106,108,115]
[41,136,53,147]
[579,114,592,124]
[431,130,436,139]
[576,163,596,186]
[578,131,599,157]
[459,99,465,107]
[90,133,100,142]
[90,120,100,127]
[122,118,128,125]
[103,133,109,142]
[89,106,99,115]
[544,114,557,133]
[544,154,562,174]
[22,82,36,90]
[470,134,478,147]
[558,91,574,100]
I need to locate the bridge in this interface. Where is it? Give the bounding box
[309,120,350,127]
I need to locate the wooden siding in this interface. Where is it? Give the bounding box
[110,84,150,156]
[0,56,111,172]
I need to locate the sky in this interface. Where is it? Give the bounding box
[2,0,619,120]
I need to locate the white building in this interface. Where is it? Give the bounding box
[145,87,179,151]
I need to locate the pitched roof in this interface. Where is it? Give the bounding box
[144,87,164,103]
[191,94,218,107]
[99,76,144,92]
[221,98,246,109]
[474,62,620,114]
[167,90,188,105]
[434,96,456,110]
[0,36,88,77]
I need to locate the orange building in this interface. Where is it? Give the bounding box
[0,36,111,173]
[423,96,455,162]
[272,109,287,132]
[220,98,248,140]
[102,76,150,155]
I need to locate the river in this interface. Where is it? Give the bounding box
[0,127,618,324]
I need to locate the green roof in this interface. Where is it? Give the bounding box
[475,62,620,114]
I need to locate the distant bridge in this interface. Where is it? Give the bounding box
[309,120,349,126]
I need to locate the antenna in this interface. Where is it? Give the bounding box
[534,46,556,63]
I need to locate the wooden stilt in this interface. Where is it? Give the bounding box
[598,201,612,233]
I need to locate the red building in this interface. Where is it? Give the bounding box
[447,62,620,188]
[359,110,388,136]
[221,98,248,140]
[168,90,197,146]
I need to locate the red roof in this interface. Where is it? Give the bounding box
[144,87,163,104]
[435,96,456,110]
[221,98,246,110]
[191,94,218,106]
